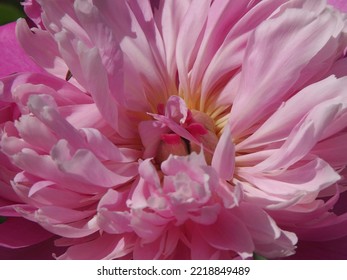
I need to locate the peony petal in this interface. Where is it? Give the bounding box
[0,22,43,78]
[236,203,281,242]
[190,0,252,95]
[138,120,170,159]
[153,0,190,77]
[211,126,235,180]
[27,94,85,150]
[80,127,140,162]
[16,19,66,78]
[255,99,347,171]
[57,233,135,260]
[240,158,340,197]
[191,226,221,260]
[238,76,347,150]
[0,217,52,248]
[201,0,290,105]
[27,181,93,209]
[74,0,125,94]
[15,114,57,153]
[199,211,254,259]
[230,8,343,136]
[36,215,99,239]
[97,189,132,234]
[176,0,211,98]
[57,149,133,188]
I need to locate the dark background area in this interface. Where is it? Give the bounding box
[0,0,25,25]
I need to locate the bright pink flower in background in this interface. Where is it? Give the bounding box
[1,0,347,259]
[328,0,347,12]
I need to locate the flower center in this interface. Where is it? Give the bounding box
[139,95,219,164]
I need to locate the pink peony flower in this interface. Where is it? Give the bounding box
[1,0,347,259]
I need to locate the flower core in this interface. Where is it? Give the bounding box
[140,95,223,165]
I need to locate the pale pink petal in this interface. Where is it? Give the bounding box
[238,76,347,150]
[199,211,254,259]
[153,0,190,77]
[3,72,91,106]
[59,103,111,132]
[35,215,99,239]
[240,158,340,197]
[190,0,252,94]
[211,126,235,180]
[27,94,85,150]
[27,182,93,209]
[256,230,298,259]
[124,0,169,89]
[0,237,64,260]
[56,149,133,188]
[74,0,124,93]
[201,0,290,103]
[176,0,211,98]
[138,120,170,158]
[291,213,347,242]
[10,151,105,195]
[268,189,340,225]
[97,189,132,234]
[79,128,140,162]
[16,19,66,78]
[255,99,347,171]
[131,210,168,242]
[313,133,347,167]
[230,8,343,136]
[236,203,281,242]
[15,115,57,153]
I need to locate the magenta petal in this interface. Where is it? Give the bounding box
[286,236,347,260]
[0,217,53,248]
[328,0,347,12]
[0,237,64,260]
[0,22,43,78]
